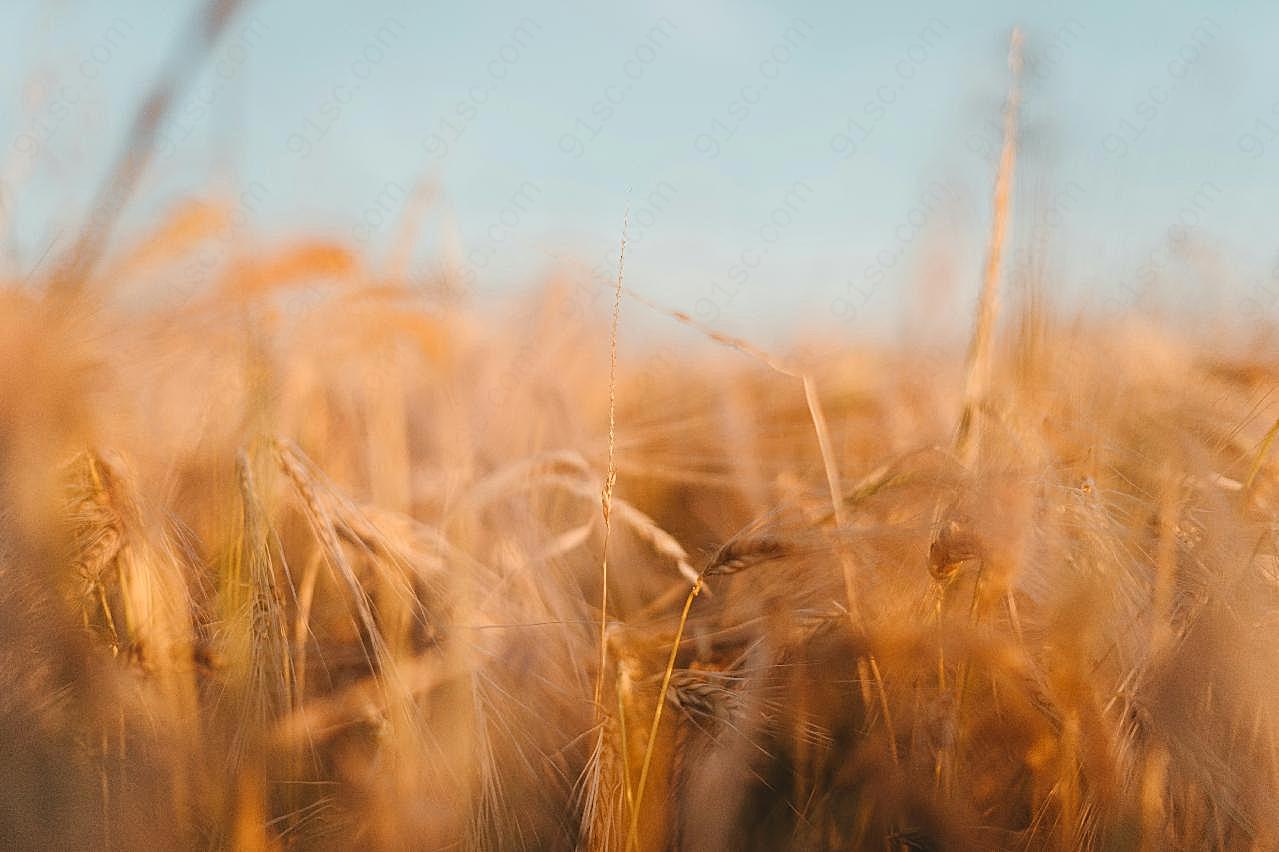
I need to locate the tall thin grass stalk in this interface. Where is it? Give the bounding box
[595,209,628,713]
[956,26,1023,466]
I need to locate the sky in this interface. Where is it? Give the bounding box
[1,1,1276,341]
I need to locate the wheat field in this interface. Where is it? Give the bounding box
[4,12,1279,852]
[5,203,1279,850]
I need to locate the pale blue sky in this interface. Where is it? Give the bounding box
[1,1,1276,339]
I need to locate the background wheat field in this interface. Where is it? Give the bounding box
[4,3,1279,851]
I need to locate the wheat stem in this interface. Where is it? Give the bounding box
[595,208,628,714]
[956,27,1023,467]
[627,575,703,851]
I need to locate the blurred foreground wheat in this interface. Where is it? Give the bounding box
[5,20,1279,852]
[4,210,1279,850]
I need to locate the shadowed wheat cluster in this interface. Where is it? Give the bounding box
[3,11,1279,852]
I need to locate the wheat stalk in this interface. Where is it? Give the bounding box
[955,26,1024,467]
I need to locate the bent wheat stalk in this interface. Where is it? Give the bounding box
[627,574,703,852]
